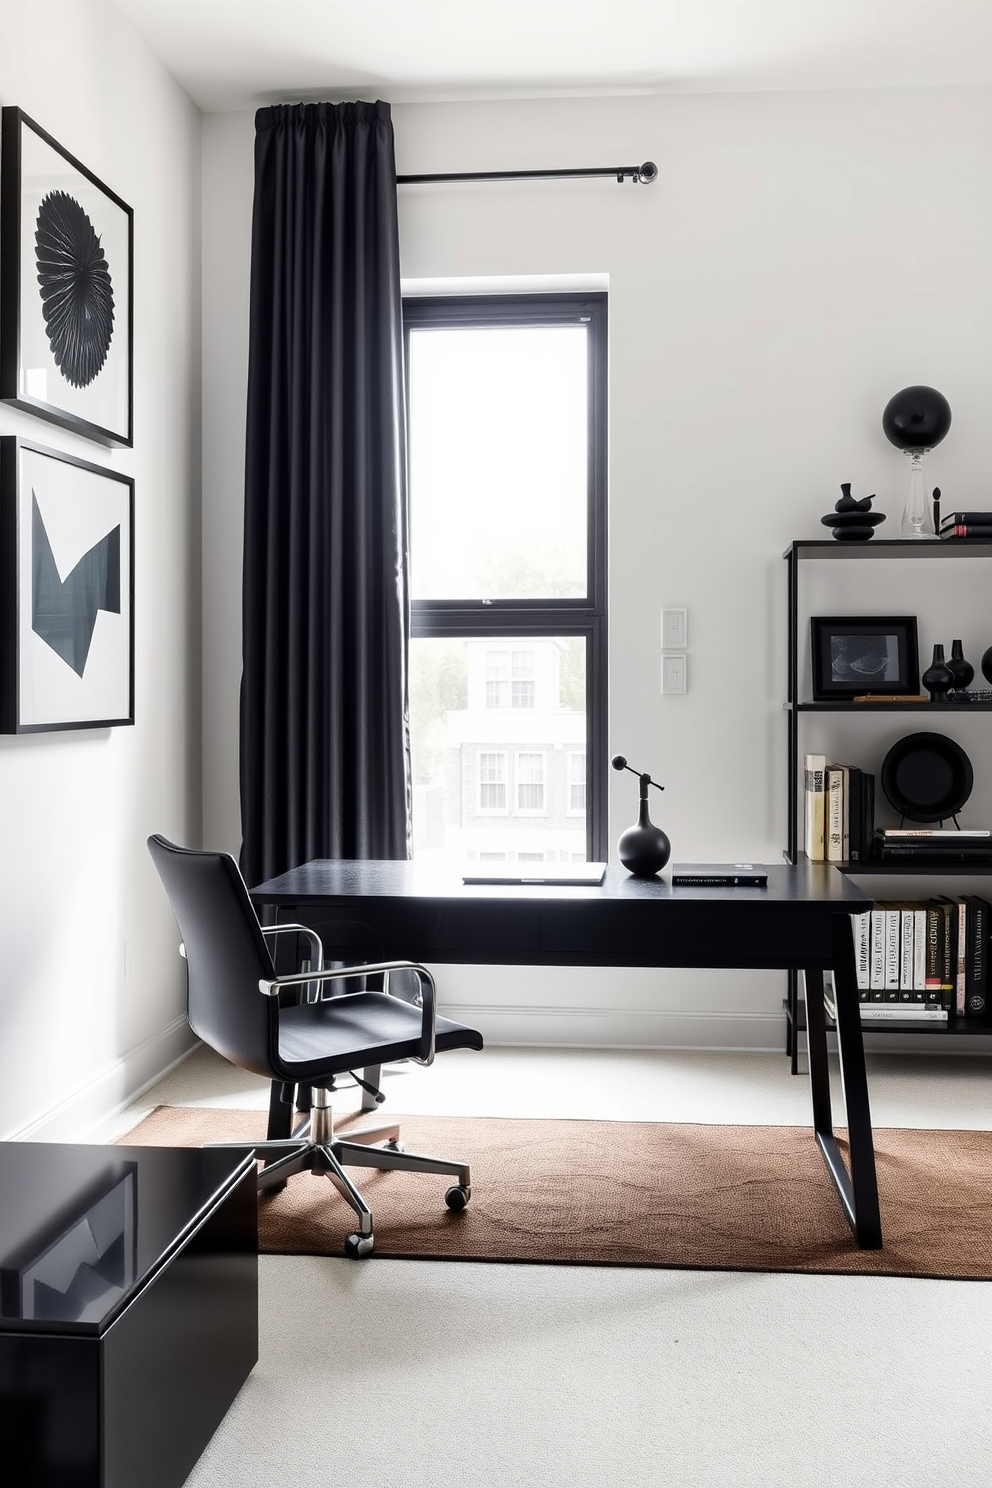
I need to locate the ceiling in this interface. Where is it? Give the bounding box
[114,0,992,113]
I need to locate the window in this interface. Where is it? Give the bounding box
[406,293,607,866]
[478,752,507,811]
[516,752,546,812]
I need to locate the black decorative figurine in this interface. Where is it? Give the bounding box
[612,755,671,877]
[946,639,974,692]
[922,644,954,702]
[820,483,885,542]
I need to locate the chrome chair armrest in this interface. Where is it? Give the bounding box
[260,923,325,973]
[258,960,437,1065]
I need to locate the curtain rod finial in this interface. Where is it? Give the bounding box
[636,161,658,185]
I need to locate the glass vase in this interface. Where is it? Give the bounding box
[900,450,935,539]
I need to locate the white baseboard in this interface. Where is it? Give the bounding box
[10,1016,198,1142]
[440,1002,786,1051]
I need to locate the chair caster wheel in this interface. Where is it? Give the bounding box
[444,1185,471,1211]
[344,1232,375,1259]
[386,1139,405,1152]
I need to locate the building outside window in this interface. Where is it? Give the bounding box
[406,292,607,865]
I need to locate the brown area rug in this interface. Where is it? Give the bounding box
[120,1107,992,1279]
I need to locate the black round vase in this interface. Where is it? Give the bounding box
[618,797,671,877]
[946,639,974,691]
[922,643,954,701]
[983,645,992,687]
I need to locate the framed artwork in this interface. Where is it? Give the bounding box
[0,107,133,447]
[810,615,919,700]
[0,438,134,733]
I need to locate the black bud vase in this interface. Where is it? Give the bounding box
[946,639,974,691]
[922,643,954,702]
[618,774,671,877]
[982,645,992,686]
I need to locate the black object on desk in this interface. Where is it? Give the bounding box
[0,1142,257,1488]
[251,859,882,1249]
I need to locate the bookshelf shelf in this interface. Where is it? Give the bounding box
[785,998,992,1038]
[782,539,992,1071]
[788,700,992,713]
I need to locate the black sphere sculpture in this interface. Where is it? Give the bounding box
[612,755,671,877]
[882,386,951,452]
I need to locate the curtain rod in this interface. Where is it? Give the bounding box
[396,161,658,185]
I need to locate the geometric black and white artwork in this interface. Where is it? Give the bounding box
[1,108,133,447]
[0,438,134,732]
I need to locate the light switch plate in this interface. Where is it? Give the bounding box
[661,607,687,649]
[661,653,687,694]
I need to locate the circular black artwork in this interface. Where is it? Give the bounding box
[880,733,973,823]
[881,385,951,451]
[35,190,115,389]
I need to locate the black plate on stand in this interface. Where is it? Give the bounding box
[880,732,974,822]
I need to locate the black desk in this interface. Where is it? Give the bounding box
[251,860,881,1247]
[0,1142,257,1488]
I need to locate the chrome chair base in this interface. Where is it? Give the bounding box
[207,1086,472,1258]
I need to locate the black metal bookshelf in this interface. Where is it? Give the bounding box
[782,538,992,1070]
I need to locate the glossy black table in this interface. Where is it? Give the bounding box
[251,860,882,1248]
[0,1142,257,1488]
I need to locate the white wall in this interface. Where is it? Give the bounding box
[0,0,201,1136]
[201,86,992,1050]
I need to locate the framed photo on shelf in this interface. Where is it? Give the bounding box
[0,107,133,447]
[810,615,919,700]
[0,438,134,733]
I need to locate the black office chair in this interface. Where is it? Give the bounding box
[147,835,484,1257]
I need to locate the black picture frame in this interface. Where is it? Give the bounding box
[810,615,919,700]
[0,437,134,733]
[0,107,133,447]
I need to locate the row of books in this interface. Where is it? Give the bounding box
[803,754,874,864]
[841,897,990,1020]
[939,509,992,540]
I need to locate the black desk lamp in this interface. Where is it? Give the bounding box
[611,755,671,877]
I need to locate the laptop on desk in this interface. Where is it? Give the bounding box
[461,862,608,886]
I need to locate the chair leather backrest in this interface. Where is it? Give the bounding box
[147,835,277,1078]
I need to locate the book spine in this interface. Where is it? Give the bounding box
[883,905,901,1000]
[840,766,850,863]
[852,911,871,997]
[899,908,915,1001]
[965,896,989,1016]
[869,907,886,998]
[940,524,992,537]
[957,899,967,1015]
[938,511,992,526]
[803,753,826,862]
[846,768,864,863]
[913,906,927,1000]
[858,1007,949,1022]
[826,766,844,863]
[924,901,942,1007]
[861,774,875,862]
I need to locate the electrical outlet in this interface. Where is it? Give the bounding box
[123,940,134,981]
[661,653,687,694]
[661,607,687,649]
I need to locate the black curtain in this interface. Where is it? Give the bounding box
[240,101,411,887]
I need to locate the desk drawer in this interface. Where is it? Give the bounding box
[539,902,834,969]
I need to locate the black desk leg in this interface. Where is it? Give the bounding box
[806,916,882,1249]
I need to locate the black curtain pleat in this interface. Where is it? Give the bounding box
[240,101,411,887]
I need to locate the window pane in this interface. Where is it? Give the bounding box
[409,326,588,600]
[410,636,587,862]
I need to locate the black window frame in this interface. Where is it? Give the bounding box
[403,292,608,861]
